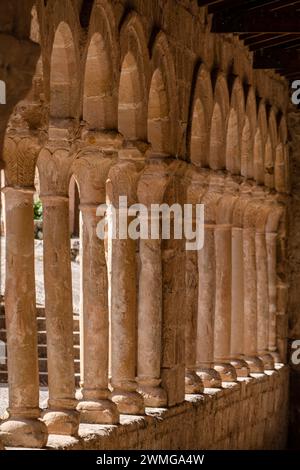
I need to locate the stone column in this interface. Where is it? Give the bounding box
[256,230,274,370]
[197,225,222,388]
[110,218,144,414]
[0,187,47,448]
[213,224,237,381]
[266,232,280,362]
[41,194,79,435]
[185,248,204,393]
[231,227,244,358]
[137,230,168,405]
[76,204,119,423]
[243,223,264,373]
[108,160,144,415]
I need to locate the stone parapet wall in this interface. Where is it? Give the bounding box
[47,366,289,450]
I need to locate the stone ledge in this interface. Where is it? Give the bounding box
[41,365,289,451]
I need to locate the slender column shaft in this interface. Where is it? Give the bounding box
[185,249,203,393]
[41,195,79,435]
[266,232,278,355]
[0,187,47,448]
[243,227,258,355]
[256,231,274,369]
[231,227,244,356]
[137,236,167,405]
[110,214,144,414]
[243,227,264,372]
[77,206,118,423]
[214,225,236,381]
[256,232,269,353]
[197,225,221,388]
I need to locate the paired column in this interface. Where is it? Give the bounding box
[41,194,79,435]
[76,204,119,423]
[110,209,144,414]
[255,230,274,369]
[185,248,204,393]
[242,225,264,373]
[213,224,237,382]
[266,232,281,363]
[0,187,47,448]
[137,224,168,405]
[231,227,250,376]
[197,225,222,388]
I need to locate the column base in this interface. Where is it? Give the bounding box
[214,362,237,382]
[243,355,265,373]
[0,418,48,448]
[230,358,250,377]
[42,409,80,436]
[269,350,282,364]
[77,399,119,425]
[137,380,167,408]
[197,368,222,388]
[111,390,145,415]
[259,353,275,370]
[185,370,204,394]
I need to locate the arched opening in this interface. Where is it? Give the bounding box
[275,143,286,193]
[50,22,77,119]
[265,134,274,189]
[83,32,114,130]
[118,52,144,140]
[209,102,224,170]
[254,128,264,184]
[190,98,208,167]
[241,116,252,179]
[226,108,240,174]
[148,69,170,154]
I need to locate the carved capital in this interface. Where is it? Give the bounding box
[37,144,75,197]
[71,151,116,205]
[106,161,139,206]
[3,134,41,188]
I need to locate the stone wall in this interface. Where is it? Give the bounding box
[46,366,289,450]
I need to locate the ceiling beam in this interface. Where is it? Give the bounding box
[212,11,300,33]
[254,49,300,73]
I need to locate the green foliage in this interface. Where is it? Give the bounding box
[33,199,43,220]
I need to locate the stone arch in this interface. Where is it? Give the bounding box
[226,108,239,174]
[82,0,119,130]
[265,133,274,188]
[148,32,178,156]
[274,143,286,193]
[241,116,252,178]
[242,87,257,179]
[226,77,245,174]
[83,32,115,130]
[189,65,213,167]
[118,12,149,141]
[257,100,268,146]
[253,128,264,184]
[50,21,79,119]
[29,6,44,103]
[277,116,289,193]
[265,109,277,189]
[209,73,229,170]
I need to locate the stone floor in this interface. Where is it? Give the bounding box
[0,236,80,313]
